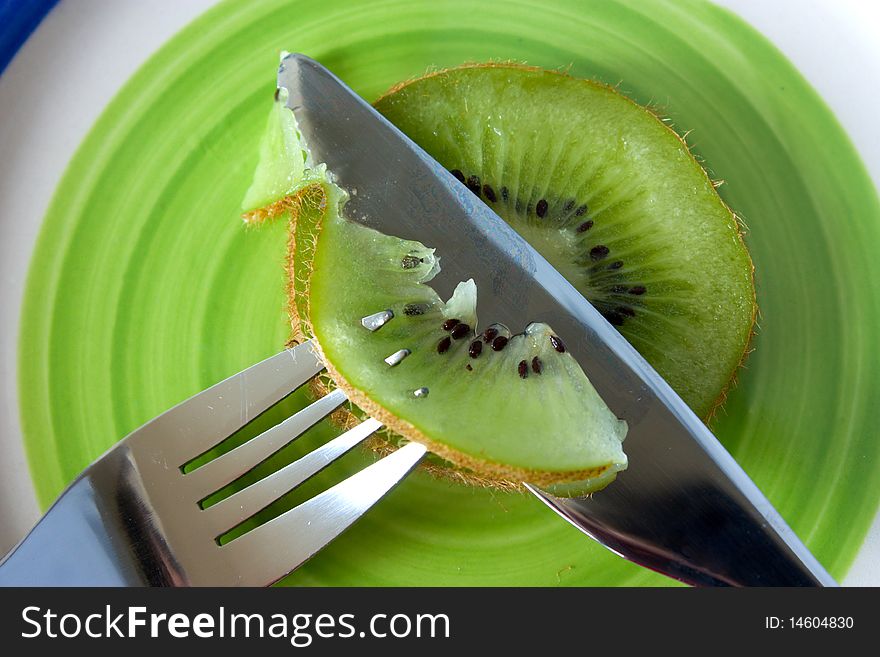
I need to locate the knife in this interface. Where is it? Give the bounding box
[278,53,836,586]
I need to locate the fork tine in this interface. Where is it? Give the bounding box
[183,388,347,498]
[201,418,383,536]
[220,441,427,586]
[126,340,325,464]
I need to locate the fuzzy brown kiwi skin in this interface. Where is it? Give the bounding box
[375,61,758,423]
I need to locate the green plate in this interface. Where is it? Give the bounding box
[18,0,880,585]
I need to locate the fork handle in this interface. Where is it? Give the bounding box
[0,453,178,586]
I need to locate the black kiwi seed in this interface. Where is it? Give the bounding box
[575,204,589,216]
[550,335,566,353]
[536,199,549,218]
[617,306,636,317]
[450,169,465,183]
[468,340,483,358]
[608,260,624,270]
[404,303,427,316]
[518,360,529,379]
[603,311,625,326]
[483,327,499,343]
[442,318,460,331]
[590,245,610,261]
[482,184,497,202]
[466,175,482,196]
[576,220,594,233]
[466,364,473,371]
[501,186,509,201]
[437,336,452,353]
[563,199,576,213]
[629,285,647,295]
[450,323,471,340]
[531,356,543,374]
[491,336,509,351]
[401,255,422,269]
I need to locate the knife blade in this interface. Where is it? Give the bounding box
[278,53,836,586]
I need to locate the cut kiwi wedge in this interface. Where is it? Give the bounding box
[310,211,628,488]
[374,64,756,419]
[241,88,325,222]
[242,86,628,491]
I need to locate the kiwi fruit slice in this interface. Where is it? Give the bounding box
[242,61,758,490]
[374,64,756,419]
[310,210,628,487]
[242,87,628,491]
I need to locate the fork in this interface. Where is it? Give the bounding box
[0,340,426,586]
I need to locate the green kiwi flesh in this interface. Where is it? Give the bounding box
[310,210,628,485]
[374,64,756,418]
[243,90,628,489]
[241,88,310,217]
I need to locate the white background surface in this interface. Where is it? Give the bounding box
[0,0,878,584]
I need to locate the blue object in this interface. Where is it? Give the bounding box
[0,0,59,75]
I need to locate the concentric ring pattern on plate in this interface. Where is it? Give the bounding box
[18,0,880,585]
